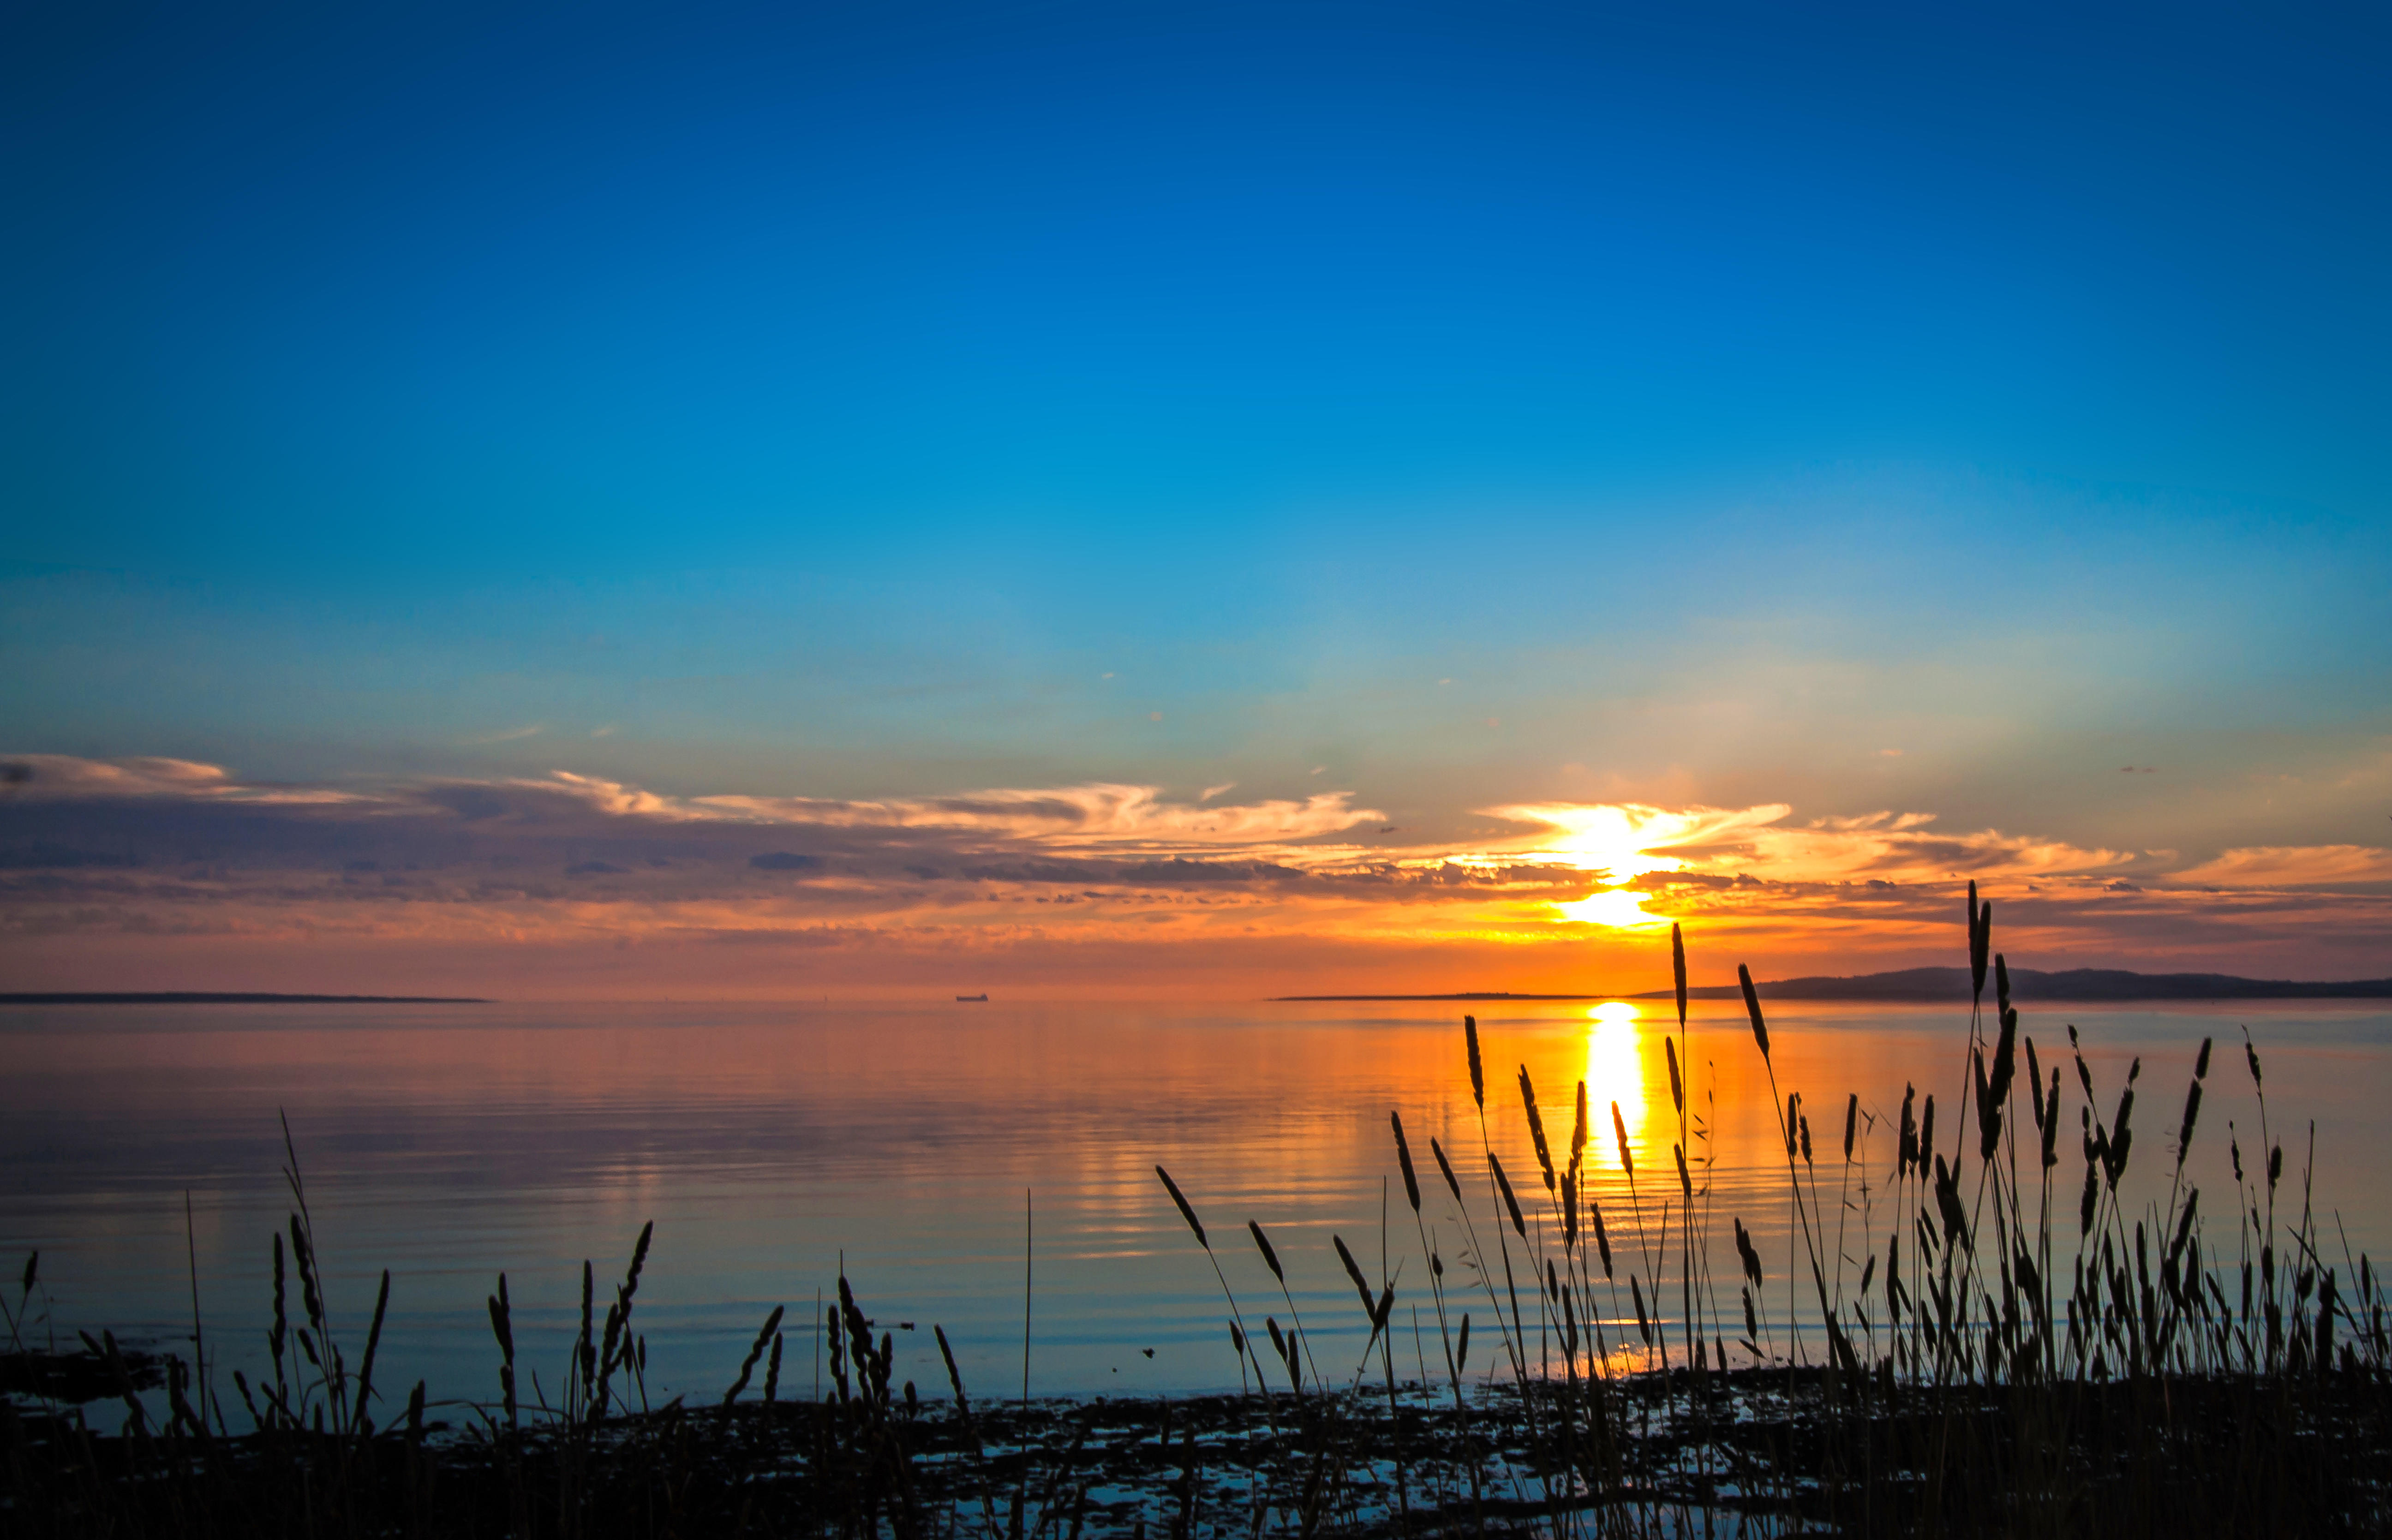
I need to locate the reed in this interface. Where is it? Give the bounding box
[5,896,2389,1537]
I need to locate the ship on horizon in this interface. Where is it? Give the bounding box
[956,993,988,1002]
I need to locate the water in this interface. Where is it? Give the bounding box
[4,997,2387,1418]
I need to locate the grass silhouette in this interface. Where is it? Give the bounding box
[4,894,2389,1535]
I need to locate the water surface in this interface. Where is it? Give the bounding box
[4,997,2386,1414]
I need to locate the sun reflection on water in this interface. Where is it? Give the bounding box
[1583,1001,1648,1145]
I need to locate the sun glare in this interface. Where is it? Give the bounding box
[1555,887,1663,928]
[1493,803,1703,930]
[1524,805,1687,882]
[1582,1003,1647,1135]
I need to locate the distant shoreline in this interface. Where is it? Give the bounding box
[1273,991,1612,1002]
[1276,967,2392,1005]
[0,992,491,1005]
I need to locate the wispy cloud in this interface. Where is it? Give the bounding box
[0,756,1384,868]
[2170,845,2392,888]
[0,754,367,806]
[3,757,2383,994]
[537,773,1381,851]
[1478,802,2132,886]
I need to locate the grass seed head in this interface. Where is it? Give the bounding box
[1489,1153,1527,1240]
[1429,1137,1464,1204]
[1390,1111,1422,1214]
[1672,922,1688,1029]
[1154,1165,1208,1249]
[1520,1067,1556,1192]
[1899,1085,1918,1177]
[2177,1077,2204,1172]
[1973,895,1993,1000]
[1332,1234,1374,1316]
[1249,1220,1284,1283]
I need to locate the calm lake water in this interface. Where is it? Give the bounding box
[4,997,2388,1416]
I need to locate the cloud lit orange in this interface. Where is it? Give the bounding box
[3,755,2386,998]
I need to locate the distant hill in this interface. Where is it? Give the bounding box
[0,992,490,1005]
[1273,991,1612,1002]
[1629,967,2392,1003]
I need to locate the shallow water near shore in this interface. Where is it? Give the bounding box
[4,996,2387,1415]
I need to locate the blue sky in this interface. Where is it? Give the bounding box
[3,2,2387,991]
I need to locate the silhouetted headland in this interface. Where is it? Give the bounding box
[1272,991,1614,1001]
[1278,969,2392,1003]
[0,991,490,1004]
[1633,966,2392,1002]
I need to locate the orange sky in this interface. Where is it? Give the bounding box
[4,755,2386,997]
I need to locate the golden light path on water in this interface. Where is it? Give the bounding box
[1582,1001,1649,1136]
[5,997,2386,1404]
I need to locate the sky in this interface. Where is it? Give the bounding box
[3,1,2388,997]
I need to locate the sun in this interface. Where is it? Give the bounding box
[1582,1002,1647,1135]
[1494,803,1688,929]
[1555,887,1665,928]
[1527,805,1684,883]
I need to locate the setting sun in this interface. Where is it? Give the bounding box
[1509,804,1689,882]
[1486,803,1695,930]
[4,4,2382,1528]
[1555,887,1665,928]
[1582,1001,1648,1140]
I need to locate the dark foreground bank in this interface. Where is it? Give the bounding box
[10,910,2392,1535]
[7,1345,2390,1538]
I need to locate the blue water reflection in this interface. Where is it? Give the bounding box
[2,998,2386,1410]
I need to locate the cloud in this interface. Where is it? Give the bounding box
[0,754,359,805]
[1480,802,2133,886]
[426,784,513,821]
[2170,845,2392,888]
[650,779,1381,852]
[4,756,2383,993]
[0,843,138,870]
[0,757,1384,869]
